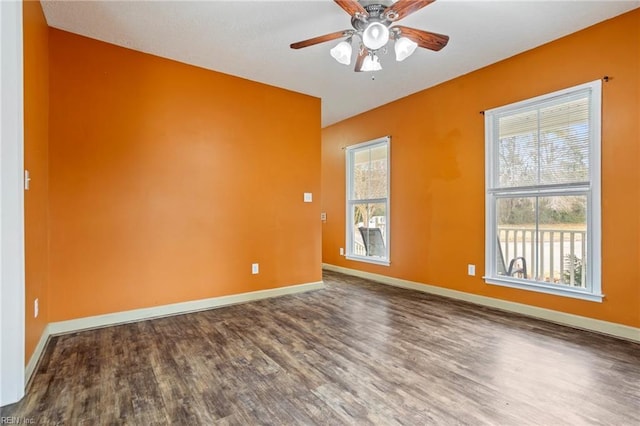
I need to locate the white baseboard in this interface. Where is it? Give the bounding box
[25,280,325,384]
[323,263,640,343]
[25,324,50,388]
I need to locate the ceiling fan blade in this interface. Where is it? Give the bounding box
[354,48,367,72]
[334,0,369,19]
[392,26,449,51]
[383,0,436,21]
[290,30,352,49]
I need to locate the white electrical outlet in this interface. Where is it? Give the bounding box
[468,264,476,276]
[252,263,259,274]
[34,298,39,318]
[320,212,327,221]
[339,248,344,256]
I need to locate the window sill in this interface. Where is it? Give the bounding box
[484,276,603,303]
[345,255,390,267]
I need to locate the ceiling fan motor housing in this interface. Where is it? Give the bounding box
[351,2,394,30]
[359,0,395,10]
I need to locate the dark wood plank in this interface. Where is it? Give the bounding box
[2,270,639,424]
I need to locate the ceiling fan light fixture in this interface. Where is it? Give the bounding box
[361,54,382,72]
[330,40,353,65]
[394,36,418,61]
[362,22,390,51]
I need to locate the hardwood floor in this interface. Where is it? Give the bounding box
[2,270,639,425]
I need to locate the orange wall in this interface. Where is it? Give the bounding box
[48,29,321,321]
[322,10,640,327]
[23,0,49,362]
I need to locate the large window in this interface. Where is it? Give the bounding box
[484,80,602,301]
[346,137,390,265]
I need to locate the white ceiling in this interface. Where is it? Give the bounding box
[41,0,639,127]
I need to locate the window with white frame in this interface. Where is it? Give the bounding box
[346,137,390,265]
[484,80,602,302]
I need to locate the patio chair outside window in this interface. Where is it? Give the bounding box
[497,238,527,278]
[359,227,385,257]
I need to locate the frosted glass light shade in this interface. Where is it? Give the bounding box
[362,22,389,51]
[330,41,352,65]
[395,37,418,61]
[361,54,382,72]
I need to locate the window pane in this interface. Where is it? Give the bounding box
[539,196,587,288]
[352,145,387,200]
[351,202,387,258]
[539,98,590,185]
[496,94,590,188]
[498,114,538,188]
[496,197,534,279]
[496,195,587,289]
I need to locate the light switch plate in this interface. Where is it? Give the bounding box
[303,192,312,203]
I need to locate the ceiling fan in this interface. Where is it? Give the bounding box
[290,0,449,72]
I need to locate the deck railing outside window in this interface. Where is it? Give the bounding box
[498,227,586,288]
